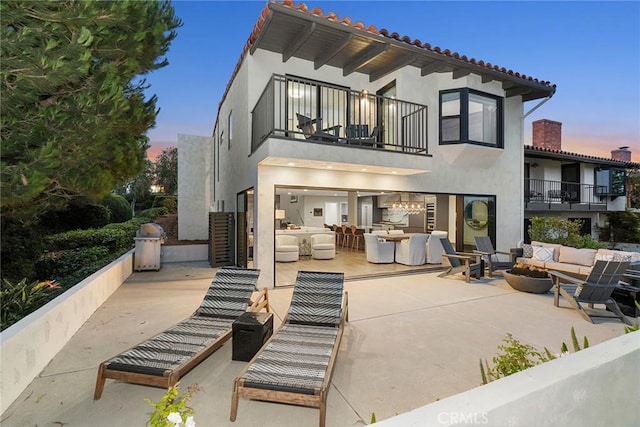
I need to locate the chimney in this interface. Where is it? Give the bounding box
[532,119,562,151]
[611,146,631,162]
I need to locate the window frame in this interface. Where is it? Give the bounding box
[594,167,626,196]
[439,88,504,148]
[228,111,233,150]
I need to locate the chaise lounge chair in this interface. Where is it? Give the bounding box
[438,237,483,283]
[474,236,516,277]
[549,260,631,325]
[230,271,348,427]
[94,267,269,399]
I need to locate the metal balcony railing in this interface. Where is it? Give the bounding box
[251,74,428,155]
[525,178,607,207]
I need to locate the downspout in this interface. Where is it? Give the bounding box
[519,89,555,244]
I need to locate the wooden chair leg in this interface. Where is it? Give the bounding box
[230,381,240,421]
[94,364,107,400]
[319,393,327,427]
[605,302,632,325]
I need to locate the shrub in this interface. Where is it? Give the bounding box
[40,203,111,232]
[1,278,62,331]
[600,210,640,244]
[44,228,132,254]
[35,246,111,286]
[135,207,169,221]
[102,194,133,223]
[528,217,603,249]
[0,217,43,282]
[152,195,177,214]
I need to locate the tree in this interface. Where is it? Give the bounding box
[1,1,181,221]
[154,146,178,195]
[115,159,154,215]
[627,168,640,209]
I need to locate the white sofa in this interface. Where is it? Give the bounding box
[310,234,335,260]
[395,233,429,265]
[275,235,299,262]
[517,241,640,277]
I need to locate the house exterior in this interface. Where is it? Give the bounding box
[178,0,557,288]
[524,119,638,241]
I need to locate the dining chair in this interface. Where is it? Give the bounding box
[341,224,352,248]
[351,226,364,250]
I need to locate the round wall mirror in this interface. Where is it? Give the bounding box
[464,200,488,230]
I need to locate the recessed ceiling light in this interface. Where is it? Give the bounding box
[327,165,333,169]
[361,168,367,172]
[303,189,308,192]
[287,162,295,166]
[392,171,398,174]
[333,193,337,196]
[287,192,292,195]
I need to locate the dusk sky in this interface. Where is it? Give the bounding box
[144,1,640,162]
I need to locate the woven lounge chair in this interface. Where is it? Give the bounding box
[230,271,348,427]
[94,267,269,399]
[549,260,632,325]
[474,236,516,277]
[438,237,483,283]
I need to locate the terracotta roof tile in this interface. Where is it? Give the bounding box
[215,0,556,127]
[525,145,639,168]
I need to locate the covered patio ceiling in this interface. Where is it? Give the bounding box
[251,2,555,102]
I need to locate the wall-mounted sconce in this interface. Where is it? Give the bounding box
[531,163,538,168]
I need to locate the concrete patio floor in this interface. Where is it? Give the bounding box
[1,261,628,427]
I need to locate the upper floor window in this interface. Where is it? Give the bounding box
[439,88,503,148]
[595,168,626,196]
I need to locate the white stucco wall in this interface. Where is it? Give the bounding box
[0,251,133,414]
[179,44,536,282]
[177,134,213,240]
[375,331,640,427]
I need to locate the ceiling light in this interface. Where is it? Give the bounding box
[287,162,295,166]
[392,171,398,174]
[327,165,333,169]
[361,168,367,172]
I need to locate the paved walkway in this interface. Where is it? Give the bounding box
[1,262,626,426]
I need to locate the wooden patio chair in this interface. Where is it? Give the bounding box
[94,267,269,399]
[230,271,348,427]
[438,237,483,283]
[296,113,341,143]
[474,236,516,277]
[549,260,632,325]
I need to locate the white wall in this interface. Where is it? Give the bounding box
[0,251,133,414]
[177,134,213,240]
[375,332,639,427]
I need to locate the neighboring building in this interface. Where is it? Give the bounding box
[178,1,557,288]
[524,119,638,241]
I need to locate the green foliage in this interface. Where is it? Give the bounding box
[480,329,590,384]
[115,158,155,215]
[1,1,182,221]
[102,194,133,223]
[154,146,178,195]
[136,207,169,221]
[41,202,111,232]
[624,301,640,333]
[600,210,640,244]
[528,217,604,249]
[146,382,199,427]
[627,169,640,209]
[0,217,44,282]
[370,412,377,424]
[35,246,111,287]
[44,228,131,254]
[153,195,177,214]
[1,278,62,330]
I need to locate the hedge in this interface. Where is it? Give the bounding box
[35,246,112,288]
[44,227,132,253]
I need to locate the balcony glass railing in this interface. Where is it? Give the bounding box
[251,74,428,155]
[525,178,607,206]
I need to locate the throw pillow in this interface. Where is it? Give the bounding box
[595,253,614,262]
[532,246,554,262]
[522,243,533,258]
[612,252,632,262]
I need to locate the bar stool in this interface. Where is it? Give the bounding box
[351,226,364,250]
[333,224,344,246]
[342,224,352,248]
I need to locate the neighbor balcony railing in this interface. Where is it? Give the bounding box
[251,74,428,155]
[525,178,607,206]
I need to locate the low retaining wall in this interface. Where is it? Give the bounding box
[0,250,134,415]
[162,244,208,263]
[376,332,639,426]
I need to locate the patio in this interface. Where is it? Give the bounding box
[1,261,628,426]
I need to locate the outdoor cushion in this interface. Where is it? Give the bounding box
[558,246,597,267]
[522,243,533,258]
[532,241,562,261]
[533,246,554,262]
[545,261,583,277]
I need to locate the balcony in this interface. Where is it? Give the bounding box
[251,74,428,156]
[525,178,607,211]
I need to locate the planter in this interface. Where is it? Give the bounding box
[503,270,553,294]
